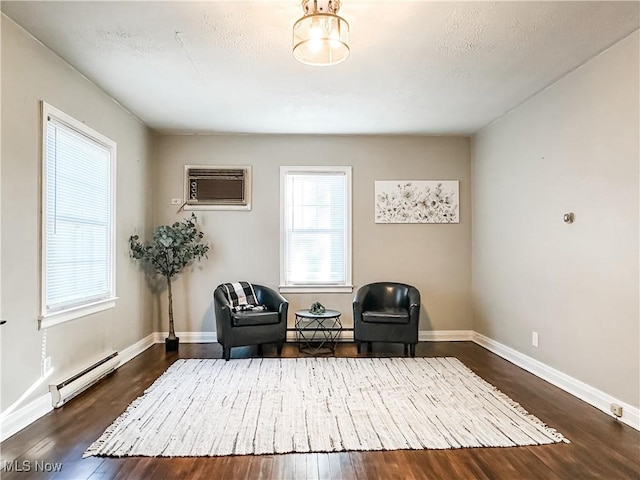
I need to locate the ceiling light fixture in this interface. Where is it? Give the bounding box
[293,0,350,66]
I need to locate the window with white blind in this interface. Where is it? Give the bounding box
[40,102,117,328]
[280,166,352,293]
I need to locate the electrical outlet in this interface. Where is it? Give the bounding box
[532,331,539,348]
[610,403,623,418]
[171,198,182,205]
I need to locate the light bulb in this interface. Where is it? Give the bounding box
[308,38,322,52]
[308,19,323,39]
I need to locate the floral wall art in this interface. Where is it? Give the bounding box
[375,180,459,224]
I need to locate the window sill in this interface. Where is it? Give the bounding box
[279,285,353,294]
[39,297,118,329]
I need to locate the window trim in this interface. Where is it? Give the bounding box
[39,102,117,329]
[279,165,353,294]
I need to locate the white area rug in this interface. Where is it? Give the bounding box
[84,357,568,457]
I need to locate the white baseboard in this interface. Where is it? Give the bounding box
[151,330,470,344]
[154,331,218,343]
[419,330,474,342]
[0,393,52,443]
[286,329,354,342]
[119,333,156,366]
[284,329,473,343]
[472,332,639,431]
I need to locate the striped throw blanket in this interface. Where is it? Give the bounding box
[222,282,267,313]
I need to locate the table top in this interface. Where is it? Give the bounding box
[295,309,341,319]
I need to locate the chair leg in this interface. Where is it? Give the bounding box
[409,343,416,357]
[223,347,231,361]
[356,341,361,354]
[277,341,284,355]
[257,344,264,356]
[367,342,373,353]
[404,344,409,356]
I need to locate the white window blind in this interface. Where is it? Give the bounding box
[41,103,116,326]
[281,166,352,292]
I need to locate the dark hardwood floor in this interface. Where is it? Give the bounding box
[1,341,639,479]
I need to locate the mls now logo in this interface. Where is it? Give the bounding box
[1,460,63,473]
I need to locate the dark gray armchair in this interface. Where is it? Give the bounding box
[214,284,288,361]
[353,282,420,357]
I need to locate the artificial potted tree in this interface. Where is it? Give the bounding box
[129,213,209,352]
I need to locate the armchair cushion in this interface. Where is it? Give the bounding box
[232,304,267,313]
[232,311,280,327]
[362,308,410,324]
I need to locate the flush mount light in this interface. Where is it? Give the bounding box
[293,0,350,66]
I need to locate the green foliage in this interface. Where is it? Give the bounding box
[129,213,210,279]
[309,302,326,315]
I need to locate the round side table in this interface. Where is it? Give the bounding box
[294,309,342,355]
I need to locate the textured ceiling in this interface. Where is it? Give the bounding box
[2,1,639,135]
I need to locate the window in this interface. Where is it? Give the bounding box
[40,102,117,328]
[280,166,352,293]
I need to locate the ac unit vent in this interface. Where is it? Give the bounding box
[184,165,252,211]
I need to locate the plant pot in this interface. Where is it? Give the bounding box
[165,336,180,352]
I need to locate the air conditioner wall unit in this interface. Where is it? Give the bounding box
[184,165,252,211]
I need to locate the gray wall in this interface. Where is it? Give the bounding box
[472,30,639,406]
[0,15,154,411]
[153,135,472,333]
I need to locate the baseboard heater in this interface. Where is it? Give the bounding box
[50,352,120,408]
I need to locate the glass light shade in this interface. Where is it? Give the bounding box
[293,13,349,66]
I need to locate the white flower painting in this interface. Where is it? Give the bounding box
[375,180,459,224]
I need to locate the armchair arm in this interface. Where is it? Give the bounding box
[254,285,284,308]
[213,287,233,343]
[214,286,232,309]
[254,285,289,320]
[353,284,373,320]
[408,286,421,309]
[353,284,372,305]
[407,286,421,326]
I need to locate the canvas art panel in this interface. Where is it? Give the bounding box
[375,180,459,224]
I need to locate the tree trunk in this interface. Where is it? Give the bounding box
[167,276,177,340]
